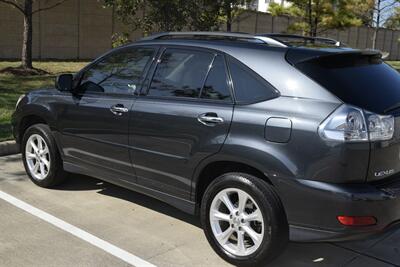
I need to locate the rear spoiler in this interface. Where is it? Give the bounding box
[286,48,383,66]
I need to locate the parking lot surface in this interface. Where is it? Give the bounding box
[1,154,399,267]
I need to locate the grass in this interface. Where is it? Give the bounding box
[387,61,400,70]
[0,61,89,142]
[0,60,399,142]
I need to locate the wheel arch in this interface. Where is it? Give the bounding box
[15,105,57,143]
[193,159,274,207]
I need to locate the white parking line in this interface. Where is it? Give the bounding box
[0,190,157,267]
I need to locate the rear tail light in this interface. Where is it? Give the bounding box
[337,216,377,226]
[319,104,394,142]
[366,112,395,141]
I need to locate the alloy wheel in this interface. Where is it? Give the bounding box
[25,134,51,180]
[209,188,268,257]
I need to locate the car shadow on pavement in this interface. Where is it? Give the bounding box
[3,155,22,163]
[54,174,398,267]
[56,173,201,227]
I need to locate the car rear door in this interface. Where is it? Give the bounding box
[57,46,157,183]
[129,47,234,199]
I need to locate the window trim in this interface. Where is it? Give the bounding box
[73,45,159,97]
[140,45,234,104]
[198,54,216,98]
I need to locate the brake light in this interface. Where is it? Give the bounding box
[337,216,377,226]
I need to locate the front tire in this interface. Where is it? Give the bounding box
[201,173,288,267]
[22,124,68,188]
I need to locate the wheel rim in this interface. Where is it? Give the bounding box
[25,134,50,180]
[209,188,267,257]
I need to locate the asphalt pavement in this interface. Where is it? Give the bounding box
[0,154,399,267]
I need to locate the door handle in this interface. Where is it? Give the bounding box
[197,113,224,126]
[110,104,128,115]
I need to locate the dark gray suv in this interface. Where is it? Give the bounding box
[12,32,400,266]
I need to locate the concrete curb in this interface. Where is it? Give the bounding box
[0,141,20,157]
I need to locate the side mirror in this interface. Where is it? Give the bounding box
[55,74,73,92]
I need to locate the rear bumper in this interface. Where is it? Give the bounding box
[289,220,400,242]
[272,177,400,242]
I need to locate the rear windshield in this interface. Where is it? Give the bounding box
[295,54,400,114]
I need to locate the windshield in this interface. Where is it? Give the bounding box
[295,54,400,114]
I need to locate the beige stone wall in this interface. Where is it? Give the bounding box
[1,3,400,60]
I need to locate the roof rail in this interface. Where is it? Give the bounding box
[258,33,345,47]
[141,32,287,47]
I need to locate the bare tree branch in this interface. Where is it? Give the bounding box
[379,1,398,12]
[0,0,24,14]
[32,0,69,14]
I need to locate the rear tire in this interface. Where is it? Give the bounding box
[201,172,288,267]
[22,123,68,188]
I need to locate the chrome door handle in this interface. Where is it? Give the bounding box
[110,104,128,115]
[197,113,224,126]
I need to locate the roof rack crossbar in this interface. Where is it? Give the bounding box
[259,33,345,47]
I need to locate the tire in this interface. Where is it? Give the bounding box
[201,172,288,267]
[22,123,68,188]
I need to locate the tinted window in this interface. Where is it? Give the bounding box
[201,55,231,102]
[148,49,214,98]
[295,54,400,114]
[228,56,279,103]
[79,47,155,94]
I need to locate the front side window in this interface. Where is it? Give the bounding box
[228,56,279,104]
[148,49,214,98]
[79,47,155,95]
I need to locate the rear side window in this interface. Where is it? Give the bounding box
[295,54,400,114]
[227,56,279,104]
[201,55,231,102]
[79,47,155,95]
[148,49,214,98]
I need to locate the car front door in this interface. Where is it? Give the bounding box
[57,46,157,182]
[129,47,234,199]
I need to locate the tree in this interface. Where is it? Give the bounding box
[103,0,147,34]
[0,0,69,70]
[144,0,188,32]
[268,2,292,17]
[104,0,253,34]
[385,6,400,30]
[184,0,221,31]
[103,0,192,35]
[369,0,400,49]
[347,0,375,27]
[185,0,253,32]
[217,0,252,31]
[268,0,368,37]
